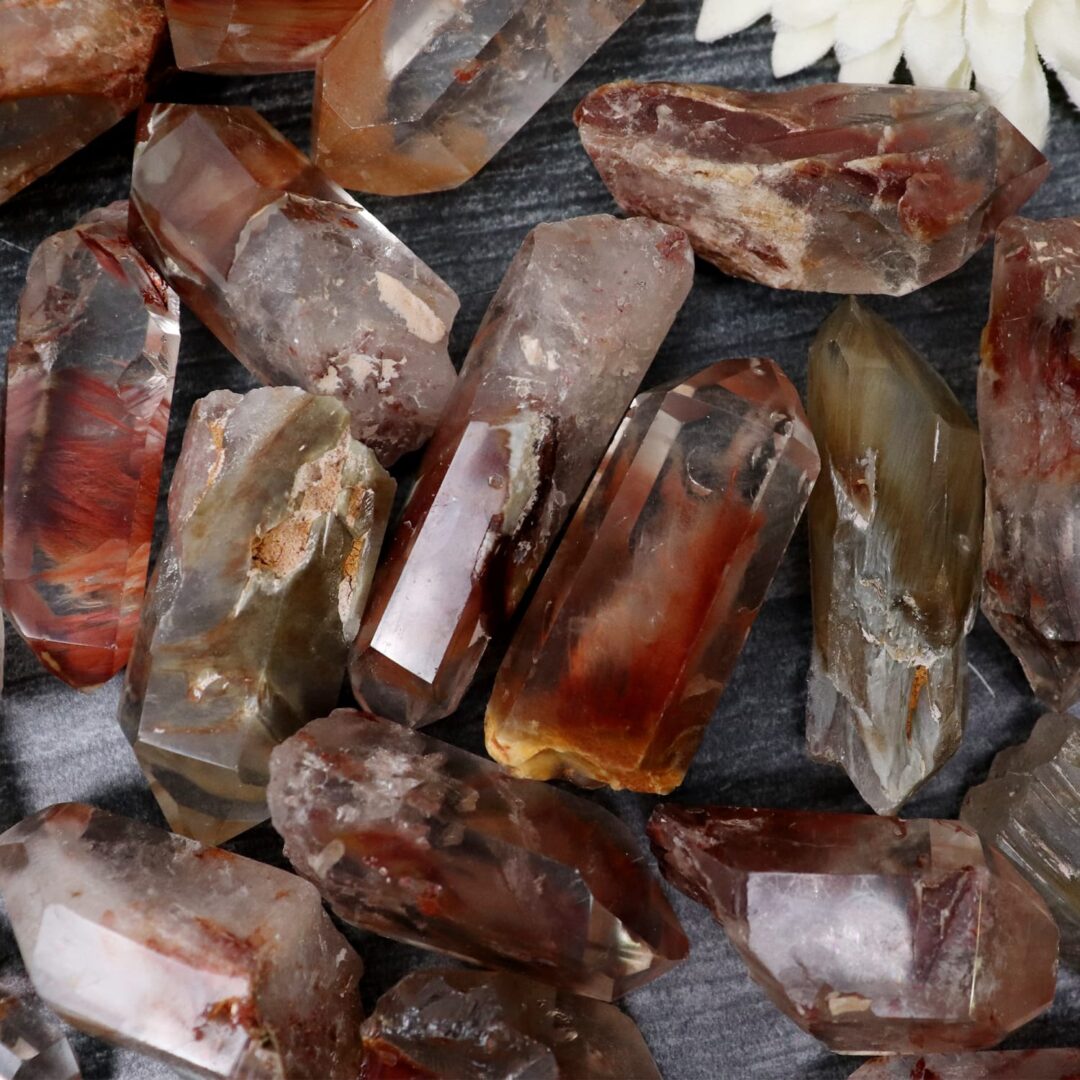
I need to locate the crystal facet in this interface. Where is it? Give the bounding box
[349,214,694,727]
[486,359,819,793]
[960,712,1080,959]
[3,202,179,689]
[0,978,79,1080]
[0,0,165,204]
[360,969,661,1079]
[575,82,1048,296]
[649,805,1059,1054]
[268,710,689,1000]
[165,0,362,73]
[130,103,459,465]
[314,0,646,196]
[850,1050,1080,1079]
[0,804,365,1079]
[979,216,1080,710]
[120,388,394,845]
[806,299,983,814]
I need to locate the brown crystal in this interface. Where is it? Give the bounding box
[850,1049,1080,1079]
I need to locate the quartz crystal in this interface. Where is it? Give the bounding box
[314,0,646,196]
[361,969,660,1079]
[850,1049,1080,1079]
[0,804,365,1079]
[129,103,459,465]
[120,388,394,845]
[806,299,983,815]
[166,0,362,73]
[350,214,694,727]
[268,710,689,1000]
[0,0,165,205]
[486,359,819,793]
[575,82,1048,296]
[648,805,1059,1054]
[979,216,1080,709]
[3,202,179,690]
[0,978,79,1080]
[960,712,1080,959]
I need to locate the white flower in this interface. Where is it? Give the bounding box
[696,0,1080,148]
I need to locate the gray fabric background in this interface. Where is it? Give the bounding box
[1,3,1078,1078]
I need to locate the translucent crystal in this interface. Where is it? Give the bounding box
[120,388,394,845]
[806,299,983,814]
[3,202,178,689]
[576,82,1048,296]
[649,804,1059,1054]
[486,359,819,793]
[349,214,694,727]
[850,1049,1080,1078]
[0,977,79,1080]
[268,710,689,1000]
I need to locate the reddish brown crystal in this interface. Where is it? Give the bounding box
[851,1049,1080,1079]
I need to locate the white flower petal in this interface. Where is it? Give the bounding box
[915,0,955,14]
[965,0,1029,92]
[904,2,972,87]
[772,0,846,29]
[772,19,836,76]
[838,33,906,83]
[835,0,912,56]
[696,0,772,43]
[1030,0,1080,81]
[977,29,1051,145]
[987,0,1034,13]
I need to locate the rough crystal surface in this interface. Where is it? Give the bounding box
[960,712,1080,959]
[806,299,983,815]
[3,202,179,690]
[575,82,1048,296]
[166,0,362,73]
[980,216,1080,710]
[120,388,394,845]
[360,969,660,1079]
[130,103,459,465]
[850,1049,1080,1078]
[0,0,165,204]
[268,710,689,1001]
[486,358,819,793]
[649,805,1059,1054]
[0,976,79,1080]
[314,0,645,196]
[0,804,364,1079]
[350,214,694,727]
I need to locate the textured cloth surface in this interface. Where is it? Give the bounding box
[1,6,1079,1079]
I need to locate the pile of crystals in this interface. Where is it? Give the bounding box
[2,0,1080,1075]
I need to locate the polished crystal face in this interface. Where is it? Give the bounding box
[268,710,689,1000]
[120,388,394,845]
[806,298,983,814]
[576,81,1048,295]
[3,202,179,689]
[350,214,694,727]
[649,804,1059,1054]
[486,358,819,793]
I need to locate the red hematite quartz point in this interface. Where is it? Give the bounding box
[3,202,179,689]
[850,1049,1080,1079]
[0,0,165,205]
[166,0,363,73]
[575,82,1049,296]
[349,214,694,727]
[485,359,820,793]
[979,216,1080,710]
[0,804,365,1079]
[268,710,689,1001]
[129,103,459,466]
[648,805,1059,1054]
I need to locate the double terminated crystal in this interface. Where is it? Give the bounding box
[980,216,1080,709]
[807,299,983,814]
[268,710,688,1000]
[4,202,179,689]
[487,359,819,793]
[0,804,364,1079]
[315,0,645,195]
[649,805,1059,1054]
[121,388,394,844]
[351,214,694,727]
[130,103,459,465]
[576,82,1048,295]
